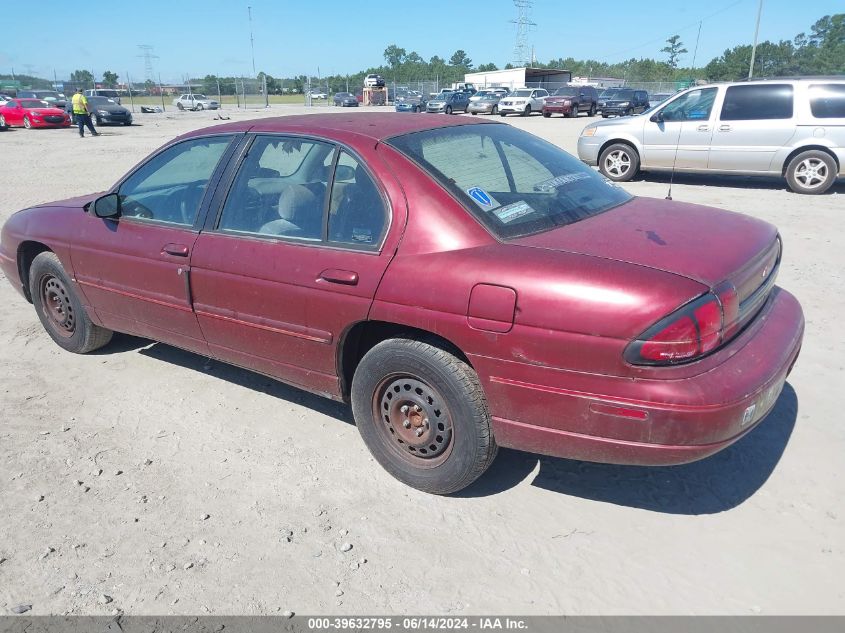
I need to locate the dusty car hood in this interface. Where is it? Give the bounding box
[511,197,778,287]
[28,108,66,116]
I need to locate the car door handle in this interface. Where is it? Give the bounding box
[319,269,359,286]
[719,124,731,132]
[162,243,190,257]
[697,125,710,132]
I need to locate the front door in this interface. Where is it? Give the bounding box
[641,87,719,170]
[71,135,236,354]
[189,135,403,397]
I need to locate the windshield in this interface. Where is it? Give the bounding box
[512,90,532,97]
[387,124,631,240]
[481,95,499,101]
[20,99,48,108]
[88,97,117,106]
[432,95,446,102]
[193,94,208,100]
[611,90,634,100]
[34,91,60,99]
[553,88,577,97]
[600,89,621,98]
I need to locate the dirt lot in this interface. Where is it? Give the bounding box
[1,105,843,616]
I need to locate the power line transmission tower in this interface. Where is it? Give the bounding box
[137,45,159,83]
[511,0,536,67]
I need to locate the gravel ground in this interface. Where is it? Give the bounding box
[0,104,843,616]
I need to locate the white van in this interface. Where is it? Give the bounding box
[577,78,845,194]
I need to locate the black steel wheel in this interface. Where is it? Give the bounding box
[29,252,113,353]
[352,338,497,494]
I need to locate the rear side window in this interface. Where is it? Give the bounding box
[809,84,845,118]
[720,84,793,121]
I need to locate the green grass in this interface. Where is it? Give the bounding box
[123,94,332,108]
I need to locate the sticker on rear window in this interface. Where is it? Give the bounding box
[466,186,499,208]
[533,172,590,192]
[493,201,535,223]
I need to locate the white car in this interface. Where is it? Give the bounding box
[172,94,220,111]
[364,74,385,87]
[309,91,328,99]
[498,88,549,116]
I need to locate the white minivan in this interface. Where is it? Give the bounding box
[577,78,845,194]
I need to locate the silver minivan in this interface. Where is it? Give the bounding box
[577,78,845,194]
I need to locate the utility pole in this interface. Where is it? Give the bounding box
[248,6,256,77]
[748,0,764,80]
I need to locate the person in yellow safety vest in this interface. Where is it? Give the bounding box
[71,88,99,137]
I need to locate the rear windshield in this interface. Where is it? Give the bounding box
[387,124,631,240]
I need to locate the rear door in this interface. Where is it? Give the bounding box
[71,134,238,354]
[708,83,796,172]
[640,87,719,170]
[189,134,405,397]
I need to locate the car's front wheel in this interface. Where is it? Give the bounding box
[491,105,498,115]
[599,143,640,182]
[23,116,32,129]
[445,105,452,115]
[521,105,531,117]
[588,104,596,117]
[196,103,204,111]
[785,150,837,195]
[177,102,184,110]
[351,337,497,495]
[0,114,6,128]
[29,252,113,354]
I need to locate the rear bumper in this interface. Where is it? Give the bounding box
[479,288,804,466]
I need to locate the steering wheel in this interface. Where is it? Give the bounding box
[122,198,154,219]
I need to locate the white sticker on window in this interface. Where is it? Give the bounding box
[533,172,590,192]
[493,201,535,223]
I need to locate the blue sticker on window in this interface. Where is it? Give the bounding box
[467,187,493,207]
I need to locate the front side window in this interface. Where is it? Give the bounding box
[659,87,718,121]
[218,136,334,239]
[387,124,630,240]
[720,84,793,121]
[809,84,845,118]
[118,136,233,225]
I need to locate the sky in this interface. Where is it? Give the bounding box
[3,0,842,84]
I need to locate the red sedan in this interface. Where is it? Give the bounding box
[0,114,804,494]
[0,98,71,129]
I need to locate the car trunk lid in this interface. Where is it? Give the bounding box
[512,196,781,325]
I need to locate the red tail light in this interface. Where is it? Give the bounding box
[625,282,739,365]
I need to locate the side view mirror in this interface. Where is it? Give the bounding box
[91,192,121,219]
[650,110,665,123]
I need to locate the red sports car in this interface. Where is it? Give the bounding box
[0,114,804,494]
[0,98,71,129]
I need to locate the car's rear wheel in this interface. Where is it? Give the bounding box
[785,150,837,195]
[521,105,531,117]
[599,143,640,182]
[23,116,32,129]
[29,252,113,354]
[351,338,497,495]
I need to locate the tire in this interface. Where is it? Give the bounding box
[29,252,113,354]
[95,116,103,126]
[589,105,596,117]
[601,114,608,118]
[177,102,184,111]
[351,337,498,495]
[566,107,576,118]
[471,111,477,115]
[521,105,530,117]
[599,142,640,182]
[542,111,551,118]
[0,114,6,128]
[124,121,132,126]
[499,112,506,117]
[413,105,420,113]
[491,105,497,115]
[24,116,32,129]
[785,150,837,195]
[196,103,204,111]
[445,105,452,115]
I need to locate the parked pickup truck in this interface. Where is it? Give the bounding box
[172,94,220,111]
